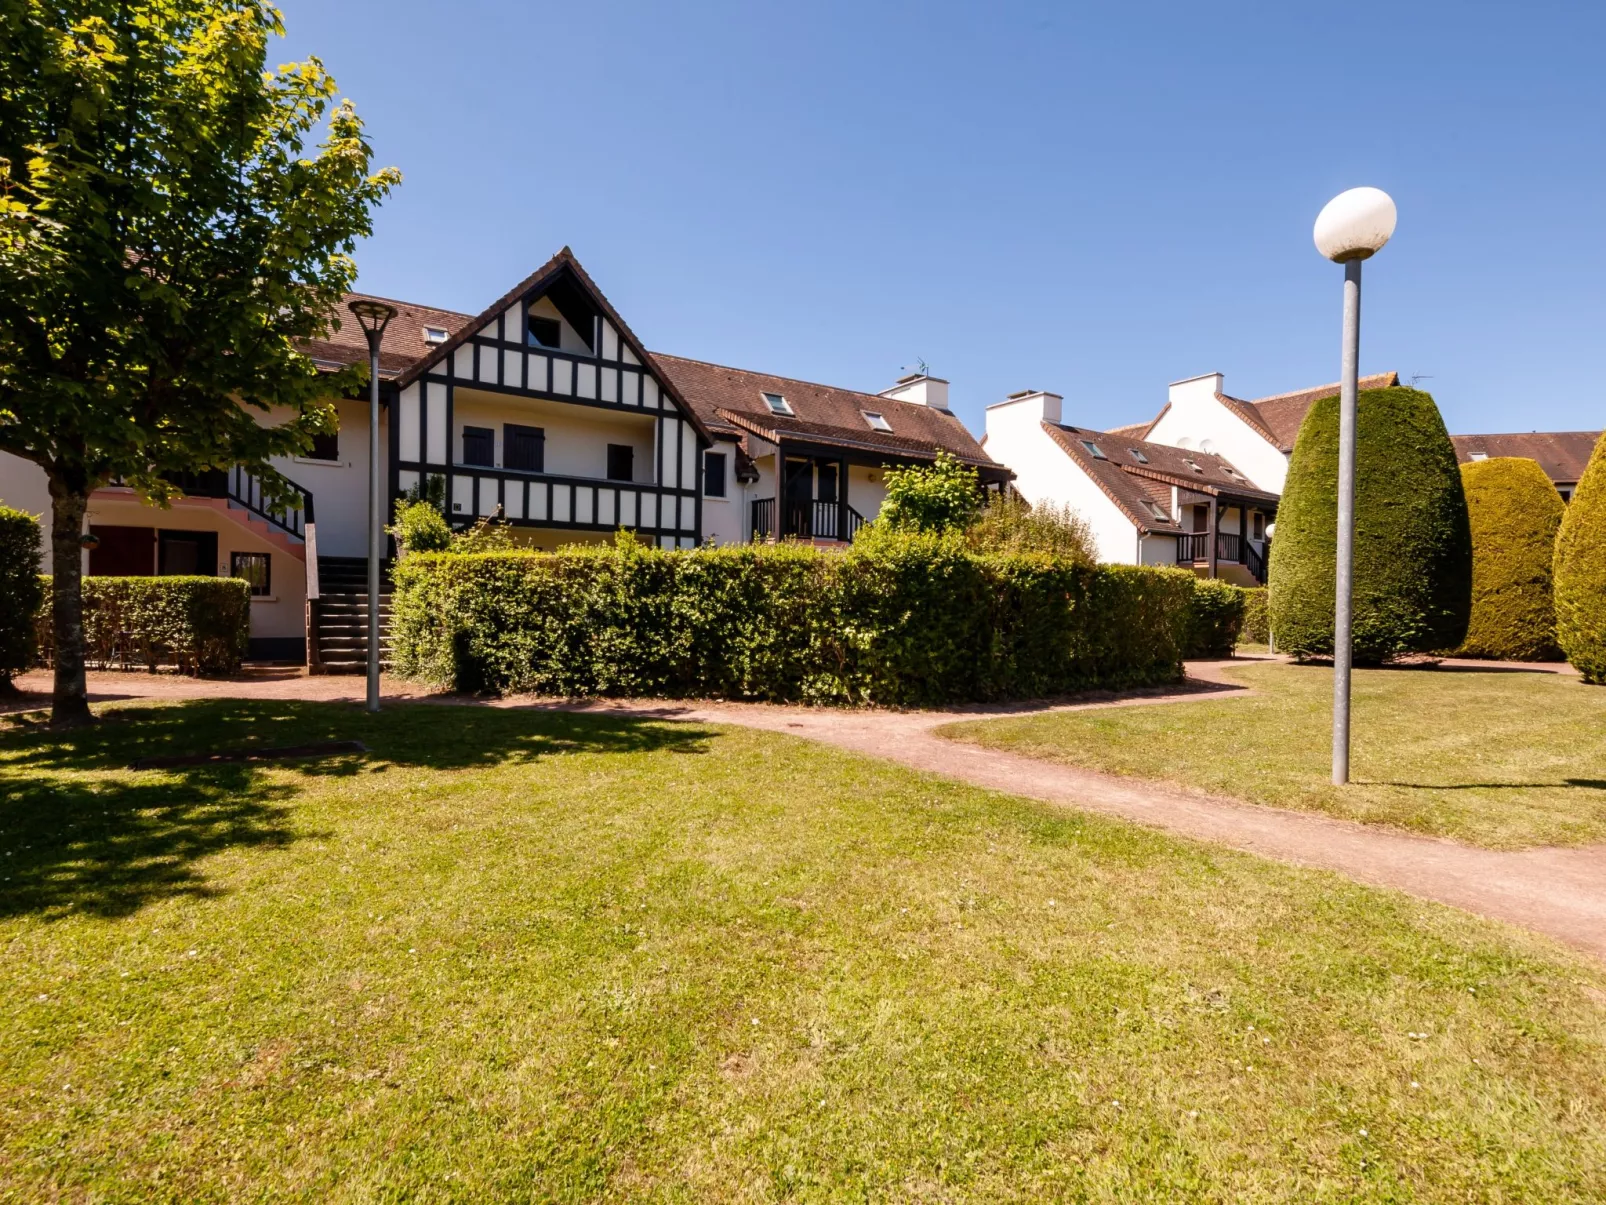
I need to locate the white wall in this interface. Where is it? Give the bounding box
[447,388,657,483]
[266,396,377,559]
[983,391,1141,564]
[1146,373,1290,494]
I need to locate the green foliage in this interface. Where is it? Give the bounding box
[391,543,1198,705]
[1456,458,1564,661]
[1185,578,1247,658]
[876,452,982,533]
[451,512,516,553]
[389,499,452,555]
[1268,387,1472,664]
[34,577,251,675]
[1240,587,1270,645]
[964,492,1096,564]
[0,507,44,686]
[1555,432,1606,683]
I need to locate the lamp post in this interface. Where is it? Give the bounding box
[1312,187,1396,785]
[346,299,397,714]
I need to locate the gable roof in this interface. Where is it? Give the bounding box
[1451,431,1601,485]
[305,294,475,379]
[1238,372,1401,452]
[1041,423,1277,536]
[651,353,1006,473]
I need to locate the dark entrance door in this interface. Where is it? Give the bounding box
[89,525,156,576]
[783,458,813,536]
[158,529,219,577]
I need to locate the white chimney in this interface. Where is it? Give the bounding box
[880,372,951,411]
[1167,371,1224,409]
[986,388,1063,426]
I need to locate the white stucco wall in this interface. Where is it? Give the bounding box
[265,396,378,559]
[446,388,658,484]
[1145,373,1290,494]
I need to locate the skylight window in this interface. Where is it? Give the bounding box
[1470,451,1488,461]
[861,410,892,433]
[1185,459,1204,474]
[423,326,449,345]
[1128,448,1149,464]
[1144,501,1170,521]
[761,391,794,416]
[1080,440,1108,460]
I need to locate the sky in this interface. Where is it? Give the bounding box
[277,0,1605,439]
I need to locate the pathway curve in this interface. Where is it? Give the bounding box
[12,663,1606,962]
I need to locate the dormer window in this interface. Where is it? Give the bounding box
[1128,448,1149,464]
[1187,460,1204,474]
[861,410,892,432]
[527,314,562,350]
[1080,440,1107,460]
[1143,501,1170,521]
[423,326,448,345]
[762,391,793,416]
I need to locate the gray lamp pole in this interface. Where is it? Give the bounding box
[347,299,397,714]
[1313,187,1396,785]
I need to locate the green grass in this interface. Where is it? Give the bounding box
[939,661,1606,850]
[2,699,1605,1202]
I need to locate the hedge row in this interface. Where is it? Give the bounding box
[1184,578,1247,658]
[1239,587,1270,645]
[35,576,252,675]
[1457,457,1564,661]
[0,507,44,689]
[391,539,1201,705]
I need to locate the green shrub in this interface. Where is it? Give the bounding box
[390,497,451,554]
[1554,432,1606,683]
[1240,586,1270,645]
[1456,458,1564,660]
[390,540,1197,705]
[964,492,1096,563]
[1268,386,1472,664]
[35,576,251,675]
[1185,578,1247,658]
[877,452,982,533]
[0,507,44,689]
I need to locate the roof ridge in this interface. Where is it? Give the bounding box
[343,291,476,320]
[1247,371,1399,406]
[650,351,936,416]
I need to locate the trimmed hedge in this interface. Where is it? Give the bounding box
[1555,432,1606,683]
[1185,578,1247,658]
[0,507,44,689]
[1240,587,1270,645]
[35,576,252,675]
[1268,386,1472,663]
[1457,457,1564,661]
[390,539,1200,705]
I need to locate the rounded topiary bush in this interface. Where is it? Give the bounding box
[1554,431,1606,683]
[1268,386,1472,664]
[1457,457,1564,660]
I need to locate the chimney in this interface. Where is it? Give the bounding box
[1167,372,1224,408]
[986,388,1063,426]
[880,372,951,412]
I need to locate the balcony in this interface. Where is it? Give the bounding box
[751,498,867,543]
[446,464,698,541]
[1176,531,1267,583]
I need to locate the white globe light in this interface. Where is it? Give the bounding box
[1313,187,1397,262]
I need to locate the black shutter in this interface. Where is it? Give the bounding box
[504,424,545,472]
[463,426,494,467]
[703,451,727,497]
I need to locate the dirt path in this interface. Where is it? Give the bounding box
[12,663,1606,962]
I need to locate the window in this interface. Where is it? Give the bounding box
[1128,448,1148,464]
[504,424,545,472]
[761,391,794,416]
[704,451,728,497]
[231,551,271,596]
[157,530,218,576]
[606,443,634,482]
[423,326,449,345]
[308,424,339,462]
[1560,486,1573,503]
[527,314,562,349]
[1144,501,1170,522]
[1470,451,1488,462]
[1080,440,1107,459]
[1185,458,1203,474]
[462,426,494,467]
[861,410,892,432]
[1252,512,1266,541]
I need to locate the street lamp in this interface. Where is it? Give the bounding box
[1313,187,1396,785]
[347,298,397,714]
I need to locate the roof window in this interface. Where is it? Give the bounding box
[1185,458,1204,474]
[423,326,449,345]
[1144,501,1171,521]
[861,410,892,432]
[1080,440,1108,459]
[761,391,794,416]
[1128,448,1149,464]
[1470,451,1488,461]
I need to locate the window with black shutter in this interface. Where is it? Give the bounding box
[462,426,494,467]
[504,424,545,472]
[704,451,727,497]
[606,444,634,482]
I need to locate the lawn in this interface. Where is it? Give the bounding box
[939,660,1606,850]
[2,699,1605,1202]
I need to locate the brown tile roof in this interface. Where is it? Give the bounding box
[1451,431,1602,485]
[1041,424,1277,535]
[308,294,476,378]
[1242,372,1401,451]
[1103,420,1154,439]
[650,353,1007,473]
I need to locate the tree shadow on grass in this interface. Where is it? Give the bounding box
[1365,779,1606,791]
[0,700,720,921]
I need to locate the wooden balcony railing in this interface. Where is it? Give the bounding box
[751,498,867,542]
[1177,531,1269,582]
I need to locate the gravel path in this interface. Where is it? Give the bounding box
[11,661,1605,962]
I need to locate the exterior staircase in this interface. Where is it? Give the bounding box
[309,555,393,675]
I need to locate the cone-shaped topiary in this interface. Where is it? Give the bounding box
[1268,386,1472,663]
[1457,457,1564,660]
[1554,431,1606,683]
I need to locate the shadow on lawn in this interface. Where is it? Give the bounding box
[0,699,717,921]
[1368,778,1606,791]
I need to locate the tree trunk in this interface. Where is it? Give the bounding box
[47,476,93,727]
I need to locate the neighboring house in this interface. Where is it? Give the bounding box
[983,389,1276,585]
[1451,432,1600,502]
[0,246,1009,664]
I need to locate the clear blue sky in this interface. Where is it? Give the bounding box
[278,0,1604,438]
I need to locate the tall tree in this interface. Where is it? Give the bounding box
[0,1,398,723]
